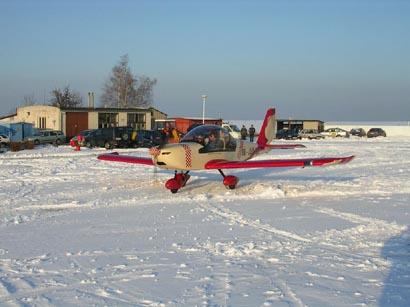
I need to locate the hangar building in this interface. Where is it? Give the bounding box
[0,105,167,138]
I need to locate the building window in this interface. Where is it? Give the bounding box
[38,117,46,129]
[127,113,145,130]
[98,113,118,128]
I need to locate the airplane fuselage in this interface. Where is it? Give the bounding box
[152,139,264,171]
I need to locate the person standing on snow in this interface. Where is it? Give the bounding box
[240,125,247,140]
[248,124,256,142]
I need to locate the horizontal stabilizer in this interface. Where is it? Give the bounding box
[265,144,306,149]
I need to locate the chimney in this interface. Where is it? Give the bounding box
[87,92,95,108]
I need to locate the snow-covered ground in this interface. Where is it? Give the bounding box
[0,137,409,306]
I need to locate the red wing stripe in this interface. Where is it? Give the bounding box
[98,153,154,165]
[205,156,354,169]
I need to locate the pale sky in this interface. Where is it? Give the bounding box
[1,0,409,120]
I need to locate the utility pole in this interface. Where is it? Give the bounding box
[201,95,207,124]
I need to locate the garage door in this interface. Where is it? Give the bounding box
[66,112,88,138]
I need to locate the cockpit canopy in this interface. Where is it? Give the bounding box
[181,125,236,152]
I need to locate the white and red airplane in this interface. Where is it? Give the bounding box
[98,108,354,193]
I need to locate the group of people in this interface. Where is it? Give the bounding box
[240,124,256,142]
[161,124,180,143]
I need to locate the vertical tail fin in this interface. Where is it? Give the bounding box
[257,108,276,148]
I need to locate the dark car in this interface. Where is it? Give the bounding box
[276,128,301,140]
[350,128,366,137]
[135,130,165,148]
[84,127,134,149]
[367,128,386,138]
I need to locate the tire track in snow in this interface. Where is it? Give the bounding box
[198,202,311,243]
[314,207,405,231]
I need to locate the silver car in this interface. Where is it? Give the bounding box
[28,130,66,145]
[298,129,325,140]
[0,134,10,148]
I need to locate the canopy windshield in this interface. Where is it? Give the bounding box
[181,125,236,152]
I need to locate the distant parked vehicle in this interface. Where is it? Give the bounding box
[135,130,165,148]
[82,127,134,149]
[298,129,325,140]
[350,128,366,137]
[321,128,350,138]
[276,128,301,140]
[0,134,10,147]
[70,129,95,144]
[367,128,386,138]
[27,130,66,145]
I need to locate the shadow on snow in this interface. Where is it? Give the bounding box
[379,227,410,306]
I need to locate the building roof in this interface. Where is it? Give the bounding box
[60,106,167,116]
[277,118,324,123]
[170,117,222,121]
[0,113,16,120]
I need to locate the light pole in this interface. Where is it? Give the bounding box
[201,95,207,124]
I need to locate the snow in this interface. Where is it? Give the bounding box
[0,137,409,306]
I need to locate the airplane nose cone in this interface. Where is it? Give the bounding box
[149,146,161,157]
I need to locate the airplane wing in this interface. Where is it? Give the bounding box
[205,155,354,169]
[97,152,154,165]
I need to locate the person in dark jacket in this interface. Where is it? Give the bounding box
[248,124,256,142]
[240,125,247,140]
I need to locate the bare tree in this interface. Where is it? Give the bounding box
[49,86,83,108]
[136,75,157,108]
[101,54,156,108]
[21,94,37,106]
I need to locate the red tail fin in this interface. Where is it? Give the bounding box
[257,108,276,148]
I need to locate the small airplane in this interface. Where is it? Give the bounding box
[98,108,354,193]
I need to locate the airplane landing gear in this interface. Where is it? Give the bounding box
[218,169,239,189]
[165,171,190,193]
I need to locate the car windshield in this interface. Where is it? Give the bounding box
[80,130,94,136]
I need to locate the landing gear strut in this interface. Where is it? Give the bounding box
[218,169,239,190]
[165,171,190,193]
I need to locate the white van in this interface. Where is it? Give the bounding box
[221,123,241,139]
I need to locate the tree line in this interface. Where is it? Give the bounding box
[21,54,156,109]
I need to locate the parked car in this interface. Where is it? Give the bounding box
[321,128,350,138]
[135,130,165,148]
[298,129,325,140]
[27,130,66,145]
[69,129,95,146]
[350,128,366,137]
[82,127,134,149]
[367,128,386,138]
[0,134,10,147]
[276,128,301,140]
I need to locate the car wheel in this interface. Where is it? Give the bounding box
[55,139,61,145]
[86,141,92,148]
[104,141,111,149]
[34,139,40,145]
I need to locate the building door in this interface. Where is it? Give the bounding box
[66,112,88,138]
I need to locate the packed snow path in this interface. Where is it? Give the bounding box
[0,137,409,306]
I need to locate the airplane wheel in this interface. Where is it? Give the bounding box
[228,185,236,189]
[171,189,178,194]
